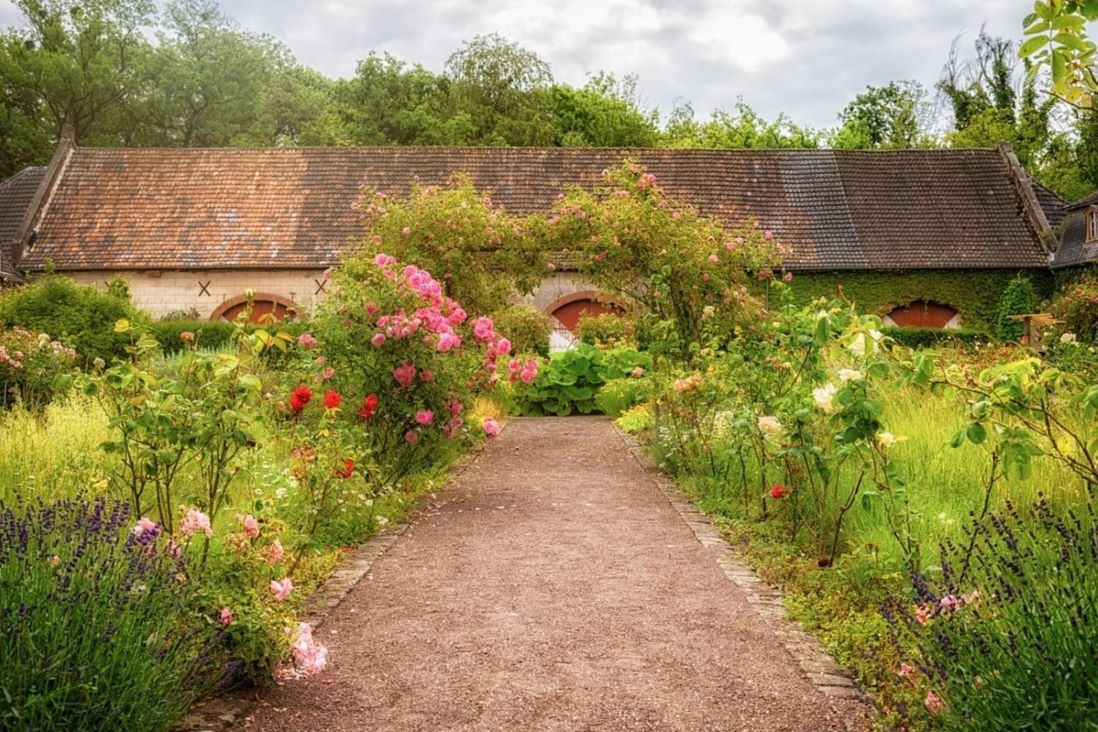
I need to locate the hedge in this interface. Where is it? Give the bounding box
[150,318,306,353]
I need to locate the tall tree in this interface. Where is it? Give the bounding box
[443,33,556,146]
[832,81,934,149]
[549,73,659,147]
[0,0,154,173]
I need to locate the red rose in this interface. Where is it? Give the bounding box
[770,483,788,499]
[358,394,378,418]
[289,395,305,414]
[334,459,354,479]
[292,385,312,404]
[324,390,341,409]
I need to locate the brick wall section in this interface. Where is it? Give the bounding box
[66,269,329,319]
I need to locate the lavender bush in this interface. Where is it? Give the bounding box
[890,495,1098,730]
[0,495,219,731]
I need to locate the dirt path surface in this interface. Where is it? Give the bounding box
[244,417,861,732]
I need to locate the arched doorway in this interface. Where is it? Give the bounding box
[544,291,625,351]
[883,301,960,329]
[211,293,297,323]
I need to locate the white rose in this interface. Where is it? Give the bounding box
[838,368,863,382]
[877,432,897,449]
[812,383,837,413]
[757,415,783,436]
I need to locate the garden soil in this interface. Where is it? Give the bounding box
[243,416,861,731]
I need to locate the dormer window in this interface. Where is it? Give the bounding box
[1087,207,1098,243]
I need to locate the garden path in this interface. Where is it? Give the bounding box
[244,417,861,731]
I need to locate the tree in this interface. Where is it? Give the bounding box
[443,33,556,146]
[549,73,660,147]
[832,81,934,149]
[0,0,154,173]
[336,52,458,145]
[662,99,819,149]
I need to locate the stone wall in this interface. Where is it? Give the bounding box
[62,268,605,323]
[66,269,330,319]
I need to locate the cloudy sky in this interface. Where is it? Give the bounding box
[0,0,1038,130]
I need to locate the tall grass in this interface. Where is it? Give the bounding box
[0,395,112,502]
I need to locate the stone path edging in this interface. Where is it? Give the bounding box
[177,434,496,732]
[614,427,872,732]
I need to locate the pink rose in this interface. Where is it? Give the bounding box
[414,410,434,426]
[220,607,233,627]
[404,430,419,444]
[179,508,212,539]
[482,418,501,439]
[393,363,416,388]
[270,577,294,602]
[267,538,284,564]
[239,514,260,539]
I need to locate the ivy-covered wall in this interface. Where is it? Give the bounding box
[783,269,1055,333]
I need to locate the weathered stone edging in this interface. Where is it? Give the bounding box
[615,428,872,732]
[177,434,495,732]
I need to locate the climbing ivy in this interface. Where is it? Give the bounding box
[781,269,1054,333]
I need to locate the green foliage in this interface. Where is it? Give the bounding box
[546,161,781,356]
[831,81,934,149]
[785,269,1055,335]
[1020,0,1098,107]
[77,319,282,532]
[993,273,1038,341]
[0,276,147,365]
[358,174,545,317]
[516,344,650,416]
[490,303,552,357]
[1049,268,1098,342]
[149,318,237,351]
[0,326,78,409]
[894,496,1098,730]
[594,376,649,418]
[550,73,660,147]
[880,327,989,349]
[576,312,637,349]
[0,495,215,732]
[661,100,819,149]
[443,32,556,147]
[614,402,654,434]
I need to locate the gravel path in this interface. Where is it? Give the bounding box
[244,417,860,731]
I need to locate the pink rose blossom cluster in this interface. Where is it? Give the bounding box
[291,622,328,676]
[270,577,294,602]
[507,358,539,384]
[179,508,212,539]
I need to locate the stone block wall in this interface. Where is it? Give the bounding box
[67,269,330,319]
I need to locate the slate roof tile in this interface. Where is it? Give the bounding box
[9,146,1054,272]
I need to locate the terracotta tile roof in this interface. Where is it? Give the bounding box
[12,146,1054,272]
[0,166,44,280]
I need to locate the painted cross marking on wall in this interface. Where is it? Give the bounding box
[198,280,211,297]
[314,278,329,295]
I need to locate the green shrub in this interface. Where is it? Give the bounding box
[517,343,650,416]
[491,303,553,357]
[576,312,637,348]
[0,495,218,731]
[0,276,146,365]
[993,273,1038,342]
[150,318,238,352]
[594,376,649,417]
[1048,269,1098,343]
[0,327,78,409]
[880,327,989,349]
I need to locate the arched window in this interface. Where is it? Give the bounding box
[210,293,297,323]
[883,301,960,329]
